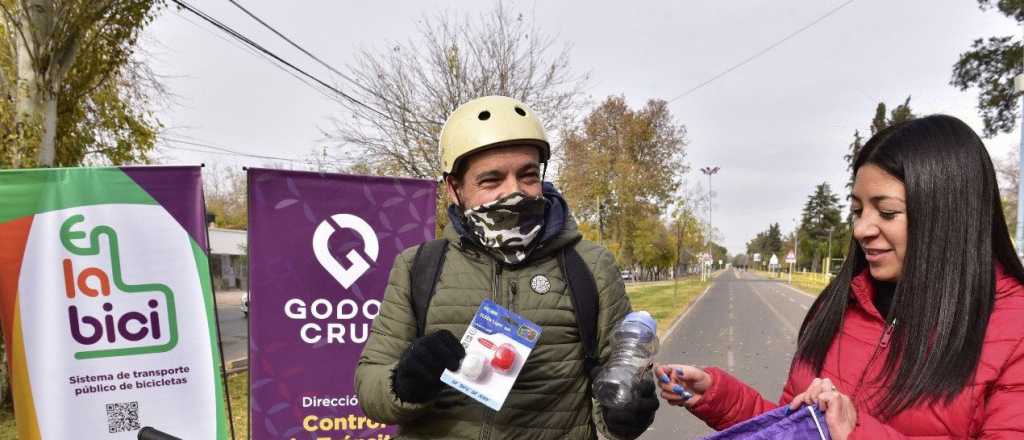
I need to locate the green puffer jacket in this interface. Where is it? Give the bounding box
[355,219,633,440]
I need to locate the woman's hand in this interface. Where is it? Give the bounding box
[654,364,712,408]
[788,378,857,440]
[788,377,832,410]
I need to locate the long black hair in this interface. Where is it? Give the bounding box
[795,114,1024,418]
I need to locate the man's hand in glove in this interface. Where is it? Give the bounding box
[603,375,660,439]
[390,329,466,404]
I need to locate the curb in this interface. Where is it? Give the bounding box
[659,271,720,345]
[225,357,248,374]
[750,271,819,299]
[780,281,818,299]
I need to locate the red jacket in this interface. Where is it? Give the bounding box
[690,267,1024,438]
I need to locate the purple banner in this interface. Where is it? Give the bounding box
[248,169,436,440]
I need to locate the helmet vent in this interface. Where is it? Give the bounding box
[514,106,526,116]
[478,110,491,121]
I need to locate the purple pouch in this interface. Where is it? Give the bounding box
[699,405,831,440]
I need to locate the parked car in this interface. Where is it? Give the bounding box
[241,292,249,317]
[620,270,633,282]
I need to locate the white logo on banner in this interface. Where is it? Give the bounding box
[312,214,379,289]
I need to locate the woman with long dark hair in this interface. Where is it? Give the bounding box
[657,115,1024,438]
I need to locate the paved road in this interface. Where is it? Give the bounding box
[213,290,248,368]
[641,269,816,439]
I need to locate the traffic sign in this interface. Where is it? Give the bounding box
[785,251,796,264]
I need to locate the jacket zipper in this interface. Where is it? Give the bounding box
[480,262,503,440]
[494,263,503,305]
[852,318,897,403]
[509,277,518,313]
[879,318,897,348]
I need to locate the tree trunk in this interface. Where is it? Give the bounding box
[14,0,73,167]
[13,11,40,167]
[13,57,57,167]
[37,93,57,166]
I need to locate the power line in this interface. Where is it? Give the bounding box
[224,1,395,107]
[224,0,443,127]
[667,0,855,103]
[170,0,390,119]
[161,137,312,164]
[173,12,345,105]
[173,0,439,145]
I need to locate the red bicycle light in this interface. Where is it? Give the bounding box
[491,343,517,373]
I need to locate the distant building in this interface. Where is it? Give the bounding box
[209,227,247,291]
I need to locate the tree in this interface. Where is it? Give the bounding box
[1,0,165,167]
[327,3,588,179]
[951,1,1023,138]
[630,211,675,280]
[994,149,1019,240]
[558,95,688,267]
[797,182,845,271]
[204,164,247,230]
[669,198,707,275]
[746,222,784,268]
[708,241,728,269]
[844,97,915,189]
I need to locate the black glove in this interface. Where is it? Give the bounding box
[390,329,465,404]
[602,375,660,439]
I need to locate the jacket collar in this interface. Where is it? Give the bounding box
[849,269,882,320]
[994,262,1024,300]
[849,262,1024,319]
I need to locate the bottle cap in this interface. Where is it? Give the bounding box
[624,311,656,333]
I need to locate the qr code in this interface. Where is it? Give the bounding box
[105,401,140,433]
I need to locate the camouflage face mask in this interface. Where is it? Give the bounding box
[462,192,547,265]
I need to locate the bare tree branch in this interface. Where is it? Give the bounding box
[326,2,588,180]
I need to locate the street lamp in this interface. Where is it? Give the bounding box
[790,218,799,284]
[700,166,720,281]
[826,226,835,277]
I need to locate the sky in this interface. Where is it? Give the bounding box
[144,0,1021,255]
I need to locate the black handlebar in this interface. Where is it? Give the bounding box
[138,426,182,440]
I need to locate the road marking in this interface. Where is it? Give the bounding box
[768,284,813,311]
[728,289,736,371]
[749,282,799,335]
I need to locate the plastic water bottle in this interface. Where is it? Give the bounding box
[593,311,659,408]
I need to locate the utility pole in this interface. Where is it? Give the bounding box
[826,226,835,276]
[674,214,682,305]
[700,166,720,281]
[791,218,799,284]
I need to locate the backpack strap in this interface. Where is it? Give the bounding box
[559,246,601,378]
[410,239,449,338]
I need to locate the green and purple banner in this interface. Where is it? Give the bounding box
[0,166,230,439]
[247,169,436,440]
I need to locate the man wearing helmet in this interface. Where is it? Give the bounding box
[356,96,658,439]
